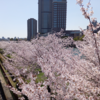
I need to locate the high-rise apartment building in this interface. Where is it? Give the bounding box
[27,18,37,41]
[38,0,67,34]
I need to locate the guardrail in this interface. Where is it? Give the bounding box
[0,54,18,100]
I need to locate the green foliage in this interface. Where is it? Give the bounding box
[72,99,78,100]
[10,38,13,41]
[0,55,4,63]
[73,35,85,41]
[73,37,78,41]
[54,72,60,77]
[35,68,41,72]
[0,48,4,54]
[34,64,42,74]
[35,72,47,84]
[6,54,11,58]
[15,38,18,41]
[66,82,69,89]
[25,78,31,84]
[18,67,23,69]
[61,36,68,39]
[66,82,69,86]
[40,84,44,87]
[0,63,17,88]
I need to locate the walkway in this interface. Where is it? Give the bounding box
[0,68,13,100]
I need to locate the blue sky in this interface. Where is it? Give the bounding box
[0,0,100,38]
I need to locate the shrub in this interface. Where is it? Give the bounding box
[0,48,4,54]
[73,35,85,41]
[6,54,11,58]
[61,36,68,39]
[10,38,13,41]
[35,72,47,84]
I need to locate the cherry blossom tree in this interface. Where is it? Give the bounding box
[0,0,100,100]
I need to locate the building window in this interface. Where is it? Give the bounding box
[54,14,57,16]
[54,22,57,24]
[54,25,57,27]
[54,20,57,22]
[54,8,57,10]
[53,16,57,19]
[54,18,57,20]
[54,23,57,25]
[54,2,57,4]
[54,11,57,13]
[54,10,57,12]
[53,0,62,1]
[54,17,57,19]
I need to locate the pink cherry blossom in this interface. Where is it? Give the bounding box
[0,0,100,99]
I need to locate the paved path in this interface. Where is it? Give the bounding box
[0,68,13,100]
[0,90,3,100]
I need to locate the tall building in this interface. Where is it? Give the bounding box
[27,18,37,41]
[86,20,100,33]
[38,0,67,34]
[38,0,52,34]
[92,20,97,27]
[52,0,67,32]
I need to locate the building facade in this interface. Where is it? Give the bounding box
[27,18,37,41]
[38,0,52,34]
[64,30,82,38]
[52,0,67,32]
[87,20,98,30]
[38,0,67,34]
[87,20,100,33]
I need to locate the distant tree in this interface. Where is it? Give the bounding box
[10,38,13,41]
[15,38,18,41]
[73,35,85,41]
[24,38,27,41]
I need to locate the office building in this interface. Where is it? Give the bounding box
[52,0,67,32]
[38,0,67,34]
[64,30,81,38]
[87,20,100,33]
[87,20,97,30]
[27,18,37,41]
[38,0,52,34]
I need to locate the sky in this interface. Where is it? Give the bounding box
[0,0,100,38]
